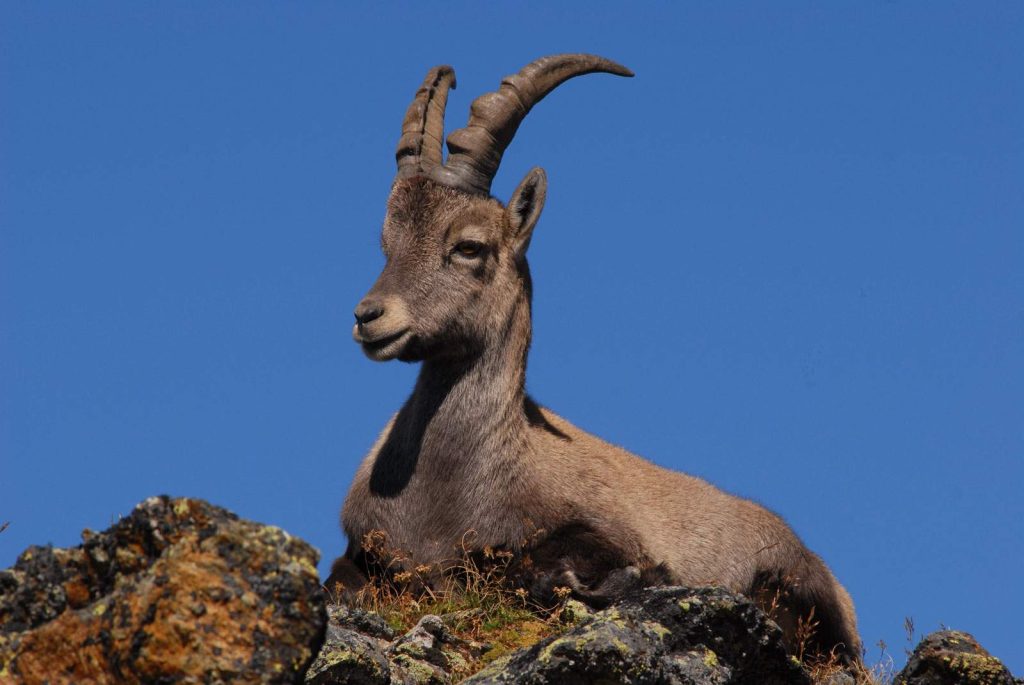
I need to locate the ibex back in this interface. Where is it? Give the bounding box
[330,54,861,663]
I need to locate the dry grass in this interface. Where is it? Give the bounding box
[814,616,916,685]
[757,579,897,685]
[329,531,569,677]
[802,615,918,684]
[804,652,894,685]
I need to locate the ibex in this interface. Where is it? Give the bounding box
[331,54,861,662]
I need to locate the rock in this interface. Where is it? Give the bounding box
[464,586,811,685]
[304,605,393,685]
[895,630,1016,685]
[305,610,483,685]
[307,586,816,684]
[557,598,593,626]
[330,605,396,642]
[0,496,326,684]
[388,615,467,679]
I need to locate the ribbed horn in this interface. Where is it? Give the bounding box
[395,65,457,179]
[430,54,633,195]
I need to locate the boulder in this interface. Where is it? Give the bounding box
[895,630,1017,685]
[0,496,326,684]
[465,586,810,685]
[305,607,488,685]
[304,605,395,685]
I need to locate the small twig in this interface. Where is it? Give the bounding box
[0,521,9,534]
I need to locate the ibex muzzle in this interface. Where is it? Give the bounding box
[335,54,862,666]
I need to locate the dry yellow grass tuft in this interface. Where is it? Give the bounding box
[328,531,571,676]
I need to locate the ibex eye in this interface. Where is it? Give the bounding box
[454,241,483,258]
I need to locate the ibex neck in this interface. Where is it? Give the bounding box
[411,300,531,461]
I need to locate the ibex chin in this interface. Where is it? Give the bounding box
[331,54,861,662]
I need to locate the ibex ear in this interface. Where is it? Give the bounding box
[506,167,547,257]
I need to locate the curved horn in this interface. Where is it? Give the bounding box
[395,65,457,179]
[432,54,633,195]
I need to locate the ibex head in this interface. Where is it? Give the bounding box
[353,54,632,362]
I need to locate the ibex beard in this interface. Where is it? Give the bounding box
[331,54,862,665]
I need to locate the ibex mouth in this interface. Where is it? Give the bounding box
[359,328,412,361]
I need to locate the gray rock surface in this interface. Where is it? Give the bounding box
[465,586,810,685]
[305,607,486,685]
[307,587,812,685]
[894,629,1016,685]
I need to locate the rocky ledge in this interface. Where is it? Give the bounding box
[310,595,1023,685]
[307,586,808,685]
[1,497,1019,684]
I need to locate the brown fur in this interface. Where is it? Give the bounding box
[332,170,862,663]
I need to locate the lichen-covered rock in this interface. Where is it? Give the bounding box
[557,598,593,627]
[895,630,1016,685]
[305,610,485,685]
[464,587,810,685]
[387,615,466,682]
[304,605,394,685]
[0,496,326,684]
[329,605,396,642]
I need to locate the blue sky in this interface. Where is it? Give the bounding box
[1,2,1021,673]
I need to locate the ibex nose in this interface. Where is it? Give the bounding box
[354,300,385,326]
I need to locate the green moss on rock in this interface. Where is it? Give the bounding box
[895,630,1015,685]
